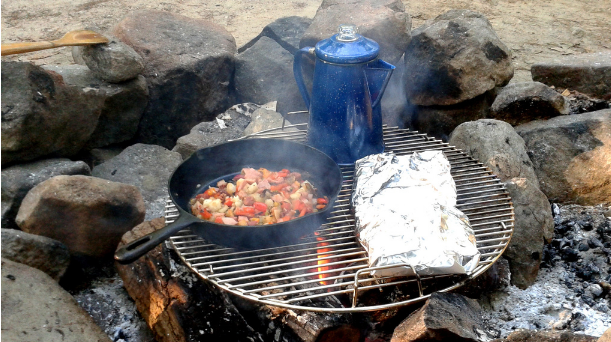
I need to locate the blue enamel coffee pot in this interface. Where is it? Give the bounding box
[293,24,395,164]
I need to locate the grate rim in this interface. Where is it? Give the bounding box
[166,123,514,312]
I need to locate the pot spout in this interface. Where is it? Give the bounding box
[365,59,395,108]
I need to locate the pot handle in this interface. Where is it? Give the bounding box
[114,213,199,264]
[293,47,315,109]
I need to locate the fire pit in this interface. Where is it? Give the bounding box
[163,119,515,313]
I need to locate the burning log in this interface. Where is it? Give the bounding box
[115,218,262,342]
[116,218,363,342]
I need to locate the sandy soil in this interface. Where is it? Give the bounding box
[2,0,611,82]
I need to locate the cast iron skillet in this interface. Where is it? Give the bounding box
[115,138,343,264]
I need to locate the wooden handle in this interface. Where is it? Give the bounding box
[1,41,58,56]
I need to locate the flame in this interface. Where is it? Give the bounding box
[315,232,332,286]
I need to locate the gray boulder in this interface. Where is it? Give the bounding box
[531,51,611,101]
[449,119,554,287]
[1,158,91,229]
[516,109,611,205]
[504,177,554,288]
[76,34,145,83]
[42,64,148,149]
[404,10,513,106]
[92,144,182,220]
[390,292,490,342]
[300,0,412,65]
[490,82,569,126]
[1,229,70,281]
[16,175,145,258]
[1,62,103,166]
[410,91,493,141]
[238,16,312,54]
[449,119,540,186]
[235,36,306,115]
[113,10,236,149]
[172,103,257,160]
[1,258,112,342]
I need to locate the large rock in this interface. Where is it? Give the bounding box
[235,36,306,115]
[1,158,91,229]
[1,228,70,281]
[410,91,493,141]
[172,103,256,160]
[390,292,490,342]
[1,62,103,166]
[449,120,554,287]
[92,144,182,220]
[1,258,112,342]
[404,10,513,106]
[300,0,412,65]
[238,16,312,54]
[15,175,145,258]
[448,119,540,186]
[504,178,554,288]
[113,10,236,149]
[42,64,148,149]
[531,51,611,101]
[77,34,145,83]
[490,82,569,126]
[515,109,611,205]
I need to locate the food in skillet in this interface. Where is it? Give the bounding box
[189,168,329,226]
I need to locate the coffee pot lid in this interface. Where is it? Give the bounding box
[314,24,380,64]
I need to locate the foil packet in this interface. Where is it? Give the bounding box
[352,151,480,278]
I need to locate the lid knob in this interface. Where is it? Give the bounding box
[337,24,358,42]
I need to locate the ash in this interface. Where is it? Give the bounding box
[74,275,155,342]
[480,204,611,338]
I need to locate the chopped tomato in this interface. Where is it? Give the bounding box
[281,202,292,212]
[214,216,224,224]
[317,197,328,205]
[225,198,233,207]
[200,187,217,199]
[235,206,256,217]
[277,169,290,178]
[270,183,289,192]
[200,209,212,220]
[291,199,305,212]
[254,202,268,213]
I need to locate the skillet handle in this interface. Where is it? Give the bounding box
[114,214,198,264]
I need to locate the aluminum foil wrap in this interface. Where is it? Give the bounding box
[352,151,480,278]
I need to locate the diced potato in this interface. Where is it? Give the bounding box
[246,182,258,194]
[226,182,236,195]
[265,199,274,208]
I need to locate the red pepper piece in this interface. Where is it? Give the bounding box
[254,202,267,213]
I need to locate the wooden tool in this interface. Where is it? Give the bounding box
[1,30,109,56]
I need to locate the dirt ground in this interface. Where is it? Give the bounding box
[2,0,610,83]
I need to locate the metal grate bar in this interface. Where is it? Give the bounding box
[167,125,514,312]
